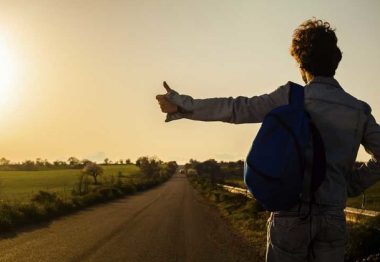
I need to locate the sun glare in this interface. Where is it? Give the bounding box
[0,40,17,110]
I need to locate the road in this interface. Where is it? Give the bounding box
[0,175,255,262]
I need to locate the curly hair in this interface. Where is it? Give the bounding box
[290,18,342,77]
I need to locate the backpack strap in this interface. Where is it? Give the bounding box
[289,81,326,192]
[288,82,304,108]
[299,118,326,206]
[299,121,327,219]
[310,122,326,192]
[289,81,326,212]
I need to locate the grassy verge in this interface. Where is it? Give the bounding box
[0,168,173,232]
[187,173,380,262]
[188,174,268,259]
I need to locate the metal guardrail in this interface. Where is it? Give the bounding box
[345,207,379,217]
[217,184,380,218]
[217,184,252,198]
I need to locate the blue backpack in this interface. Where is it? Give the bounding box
[244,82,326,211]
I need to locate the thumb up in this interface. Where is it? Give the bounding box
[156,81,178,114]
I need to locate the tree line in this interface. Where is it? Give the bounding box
[184,159,244,186]
[0,157,134,171]
[0,156,179,173]
[184,158,366,187]
[75,156,178,194]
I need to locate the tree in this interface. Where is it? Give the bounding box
[35,158,44,167]
[35,158,51,168]
[0,157,10,166]
[82,162,103,185]
[82,159,92,165]
[104,158,109,165]
[195,159,221,185]
[43,159,52,168]
[73,173,91,195]
[188,159,200,169]
[22,160,36,170]
[53,160,67,168]
[166,161,178,176]
[125,159,131,165]
[136,156,161,176]
[68,157,80,167]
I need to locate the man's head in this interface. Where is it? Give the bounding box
[290,18,342,83]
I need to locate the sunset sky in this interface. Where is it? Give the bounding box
[0,0,379,163]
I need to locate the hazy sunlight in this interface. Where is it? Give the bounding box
[0,38,17,110]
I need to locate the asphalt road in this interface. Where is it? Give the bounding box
[0,174,255,262]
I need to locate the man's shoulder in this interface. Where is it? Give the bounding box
[268,81,294,102]
[339,89,372,115]
[305,79,371,115]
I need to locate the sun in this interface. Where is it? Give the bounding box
[0,40,17,109]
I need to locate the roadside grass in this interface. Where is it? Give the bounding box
[188,174,380,262]
[0,165,140,201]
[188,175,268,259]
[0,164,173,232]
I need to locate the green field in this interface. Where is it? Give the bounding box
[0,165,140,201]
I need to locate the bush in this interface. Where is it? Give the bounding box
[0,203,22,230]
[73,192,102,206]
[346,217,380,261]
[93,186,123,200]
[72,173,92,195]
[17,203,45,223]
[136,156,161,177]
[120,183,137,194]
[31,191,59,204]
[30,190,76,217]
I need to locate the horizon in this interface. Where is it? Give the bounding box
[0,0,379,164]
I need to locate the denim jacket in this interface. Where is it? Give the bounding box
[165,77,380,209]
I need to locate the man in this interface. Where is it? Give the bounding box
[156,18,380,261]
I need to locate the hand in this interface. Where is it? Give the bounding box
[156,81,178,114]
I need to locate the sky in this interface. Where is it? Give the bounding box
[0,0,379,164]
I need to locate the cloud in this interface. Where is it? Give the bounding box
[84,152,107,163]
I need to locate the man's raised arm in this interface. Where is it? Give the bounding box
[156,81,289,124]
